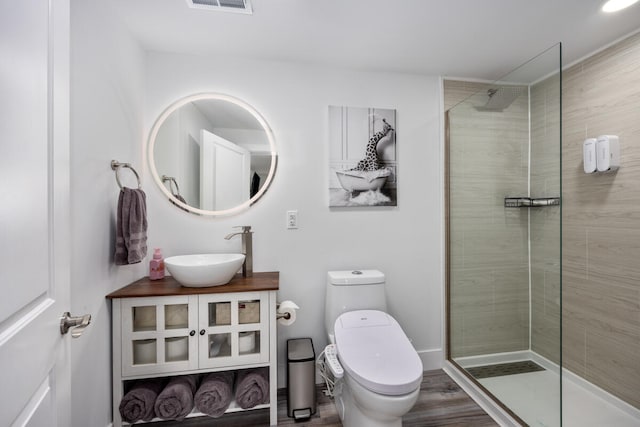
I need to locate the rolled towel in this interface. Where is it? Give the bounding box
[119,379,164,423]
[235,368,269,409]
[194,371,235,418]
[154,375,197,421]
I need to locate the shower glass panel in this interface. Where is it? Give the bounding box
[446,44,561,426]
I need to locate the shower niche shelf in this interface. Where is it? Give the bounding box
[504,197,560,208]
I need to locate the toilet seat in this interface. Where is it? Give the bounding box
[334,310,423,396]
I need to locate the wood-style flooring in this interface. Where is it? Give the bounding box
[158,370,498,426]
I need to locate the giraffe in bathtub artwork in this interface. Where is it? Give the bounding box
[350,118,395,171]
[328,106,397,207]
[329,106,398,207]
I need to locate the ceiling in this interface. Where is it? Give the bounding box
[110,0,640,80]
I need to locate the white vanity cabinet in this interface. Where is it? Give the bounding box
[107,273,279,426]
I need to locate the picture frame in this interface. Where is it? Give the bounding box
[328,106,397,207]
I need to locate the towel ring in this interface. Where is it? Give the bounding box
[162,175,181,197]
[111,160,141,190]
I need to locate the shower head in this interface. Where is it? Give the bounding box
[475,86,525,112]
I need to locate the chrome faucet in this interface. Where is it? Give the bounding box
[224,226,253,277]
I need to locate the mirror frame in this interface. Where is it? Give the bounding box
[148,93,278,216]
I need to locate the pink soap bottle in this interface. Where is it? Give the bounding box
[149,248,165,280]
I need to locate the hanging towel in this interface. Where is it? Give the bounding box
[154,375,197,421]
[194,371,235,418]
[115,187,148,265]
[119,378,164,423]
[234,368,269,409]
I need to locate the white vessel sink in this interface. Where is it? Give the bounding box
[164,253,245,287]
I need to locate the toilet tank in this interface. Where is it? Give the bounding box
[325,270,387,340]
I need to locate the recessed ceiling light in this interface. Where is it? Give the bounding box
[602,0,639,12]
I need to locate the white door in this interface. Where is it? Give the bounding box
[200,129,250,211]
[0,1,73,426]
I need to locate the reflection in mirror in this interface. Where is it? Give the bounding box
[148,93,277,216]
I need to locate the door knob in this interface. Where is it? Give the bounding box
[60,312,92,338]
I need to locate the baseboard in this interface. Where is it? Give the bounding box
[418,348,443,371]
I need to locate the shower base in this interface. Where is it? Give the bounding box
[450,351,640,427]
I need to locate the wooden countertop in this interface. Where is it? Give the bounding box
[106,272,279,299]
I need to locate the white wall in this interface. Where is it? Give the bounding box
[68,18,443,422]
[144,52,444,385]
[70,1,146,426]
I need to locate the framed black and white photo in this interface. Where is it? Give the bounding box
[328,106,397,207]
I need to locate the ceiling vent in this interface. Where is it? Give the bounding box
[186,0,252,14]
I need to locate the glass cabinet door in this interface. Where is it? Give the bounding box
[198,292,269,368]
[121,296,199,376]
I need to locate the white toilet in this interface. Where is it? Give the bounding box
[324,270,423,427]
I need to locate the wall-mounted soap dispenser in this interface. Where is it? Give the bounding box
[596,135,620,172]
[583,138,597,173]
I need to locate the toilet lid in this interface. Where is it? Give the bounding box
[334,310,423,396]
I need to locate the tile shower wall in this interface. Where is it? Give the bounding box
[562,31,640,409]
[446,80,531,358]
[447,31,639,409]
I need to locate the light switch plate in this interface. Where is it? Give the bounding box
[286,210,298,229]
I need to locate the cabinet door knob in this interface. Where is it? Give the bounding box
[199,329,205,336]
[190,330,196,336]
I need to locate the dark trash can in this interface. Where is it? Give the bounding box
[287,338,316,419]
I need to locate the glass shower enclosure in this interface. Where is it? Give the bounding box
[446,44,561,426]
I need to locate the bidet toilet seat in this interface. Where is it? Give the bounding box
[334,310,423,396]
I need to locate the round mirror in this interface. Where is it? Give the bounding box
[148,93,277,216]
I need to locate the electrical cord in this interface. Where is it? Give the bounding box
[316,348,337,397]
